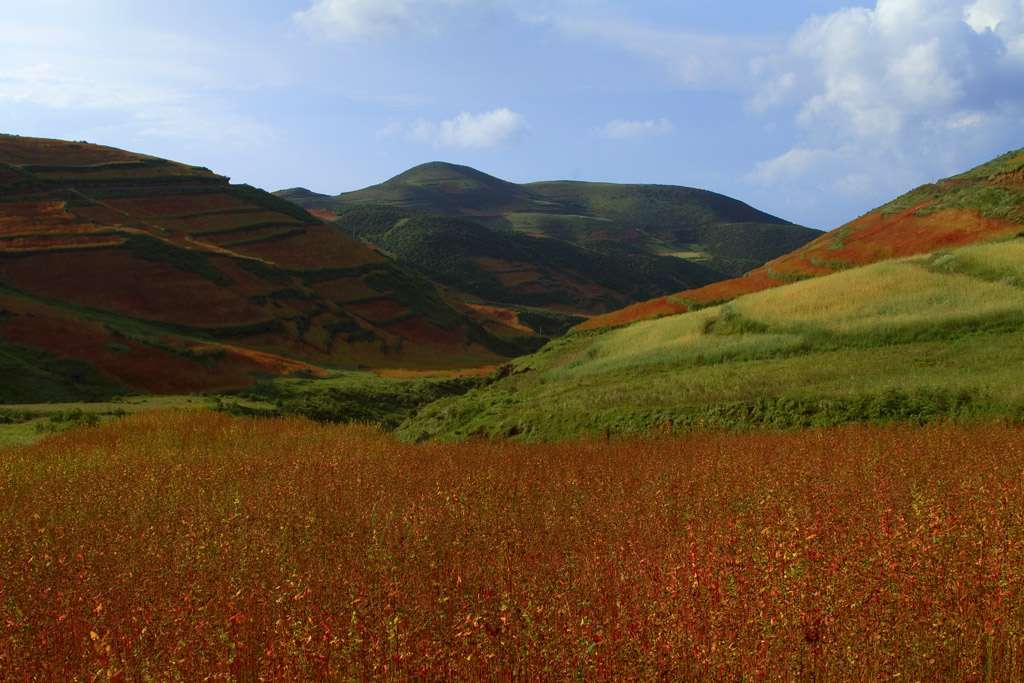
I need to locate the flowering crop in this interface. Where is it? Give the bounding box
[2,411,1023,680]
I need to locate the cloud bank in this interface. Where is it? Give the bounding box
[787,0,1016,141]
[741,0,1024,223]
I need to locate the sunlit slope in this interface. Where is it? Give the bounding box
[281,161,819,284]
[399,238,1024,441]
[0,135,531,399]
[581,147,1024,330]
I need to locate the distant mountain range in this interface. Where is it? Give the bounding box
[277,162,820,313]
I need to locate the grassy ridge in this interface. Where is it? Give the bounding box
[399,239,1024,441]
[2,411,1022,679]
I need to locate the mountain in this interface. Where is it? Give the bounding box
[397,148,1024,441]
[0,135,536,400]
[278,162,820,312]
[580,147,1024,330]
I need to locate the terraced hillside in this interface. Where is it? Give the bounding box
[278,162,819,305]
[581,147,1024,330]
[0,136,534,400]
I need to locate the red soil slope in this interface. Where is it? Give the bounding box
[0,135,519,394]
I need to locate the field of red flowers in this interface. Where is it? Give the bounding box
[2,411,1022,681]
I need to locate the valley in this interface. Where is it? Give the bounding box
[3,136,1024,680]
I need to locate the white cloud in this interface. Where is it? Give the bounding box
[743,0,1024,227]
[410,108,529,148]
[748,147,840,185]
[294,0,472,41]
[789,0,1024,141]
[965,0,1024,61]
[596,118,674,139]
[965,0,1024,33]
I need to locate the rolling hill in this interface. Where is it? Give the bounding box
[397,148,1024,441]
[278,162,820,312]
[0,135,538,400]
[581,147,1024,330]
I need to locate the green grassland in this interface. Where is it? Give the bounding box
[398,238,1024,441]
[213,369,478,428]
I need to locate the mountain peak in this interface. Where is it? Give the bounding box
[385,161,518,191]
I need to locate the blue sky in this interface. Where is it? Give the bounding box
[2,0,1022,230]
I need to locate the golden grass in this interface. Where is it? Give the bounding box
[733,257,1024,335]
[560,241,1024,383]
[566,307,807,379]
[939,239,1024,280]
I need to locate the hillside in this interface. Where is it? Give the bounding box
[582,147,1024,330]
[324,204,725,316]
[0,135,536,400]
[399,236,1024,441]
[279,162,819,305]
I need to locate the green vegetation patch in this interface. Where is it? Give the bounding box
[328,204,726,311]
[216,371,480,428]
[914,185,1024,223]
[927,238,1024,284]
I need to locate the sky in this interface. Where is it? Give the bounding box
[2,0,1023,231]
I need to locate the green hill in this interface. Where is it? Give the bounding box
[279,162,820,292]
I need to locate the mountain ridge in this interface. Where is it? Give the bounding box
[279,161,819,278]
[279,162,820,314]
